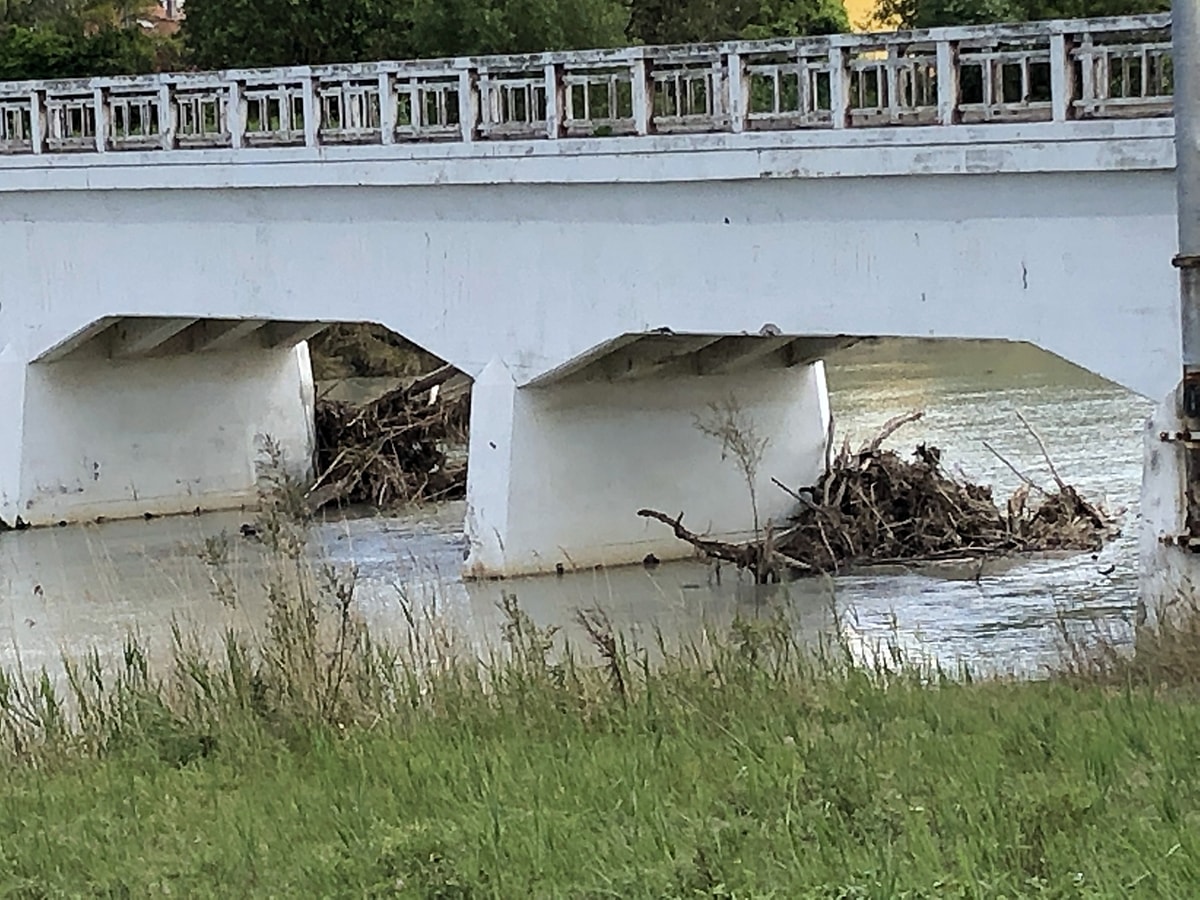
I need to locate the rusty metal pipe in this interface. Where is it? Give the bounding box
[1176,0,1200,390]
[1171,0,1200,548]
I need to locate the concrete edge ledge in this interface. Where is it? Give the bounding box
[0,121,1174,192]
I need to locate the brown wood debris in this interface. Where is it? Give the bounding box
[308,364,470,511]
[640,411,1118,584]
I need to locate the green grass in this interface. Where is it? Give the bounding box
[3,617,1200,897]
[2,463,1200,897]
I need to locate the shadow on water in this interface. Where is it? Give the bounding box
[0,338,1152,678]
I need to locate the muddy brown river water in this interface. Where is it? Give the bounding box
[0,339,1153,678]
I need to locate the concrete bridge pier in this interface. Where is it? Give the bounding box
[464,336,835,578]
[0,359,29,529]
[0,332,316,528]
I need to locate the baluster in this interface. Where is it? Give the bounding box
[544,63,562,139]
[799,60,813,120]
[29,91,43,154]
[300,75,317,146]
[458,68,477,142]
[980,56,994,117]
[411,78,423,134]
[936,40,959,125]
[631,51,651,135]
[93,87,108,152]
[1096,49,1110,111]
[48,98,61,147]
[1078,33,1096,115]
[486,79,501,132]
[158,83,175,150]
[379,73,395,145]
[1050,33,1073,121]
[885,45,900,123]
[334,88,347,135]
[726,51,746,133]
[227,81,244,148]
[828,44,849,128]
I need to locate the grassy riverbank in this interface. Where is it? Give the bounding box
[6,679,1200,897]
[4,622,1200,896]
[2,487,1199,896]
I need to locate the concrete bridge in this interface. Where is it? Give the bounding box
[0,13,1181,577]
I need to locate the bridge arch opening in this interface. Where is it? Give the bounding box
[306,324,470,513]
[7,316,472,533]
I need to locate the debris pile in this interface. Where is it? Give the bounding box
[308,365,469,511]
[640,411,1116,583]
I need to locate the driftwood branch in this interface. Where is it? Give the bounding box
[401,363,459,401]
[1015,410,1067,491]
[982,440,1052,498]
[866,410,924,454]
[636,509,757,569]
[636,509,813,579]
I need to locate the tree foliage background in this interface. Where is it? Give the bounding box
[0,0,1176,82]
[0,0,178,79]
[181,0,850,70]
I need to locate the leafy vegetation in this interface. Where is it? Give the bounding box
[180,0,849,70]
[5,666,1200,895]
[626,0,847,45]
[0,0,1175,84]
[0,0,178,80]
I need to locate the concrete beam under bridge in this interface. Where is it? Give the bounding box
[111,318,197,358]
[528,333,857,386]
[182,319,268,353]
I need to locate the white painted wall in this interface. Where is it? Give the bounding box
[8,346,313,525]
[465,360,830,577]
[0,165,1176,399]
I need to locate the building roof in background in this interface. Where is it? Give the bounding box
[844,0,877,30]
[137,0,181,36]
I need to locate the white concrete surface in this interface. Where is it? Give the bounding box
[1,346,314,526]
[1138,386,1200,629]
[0,144,1182,574]
[465,359,830,577]
[0,15,1171,159]
[0,120,1174,190]
[1,168,1178,398]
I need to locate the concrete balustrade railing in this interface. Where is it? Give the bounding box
[0,14,1173,156]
